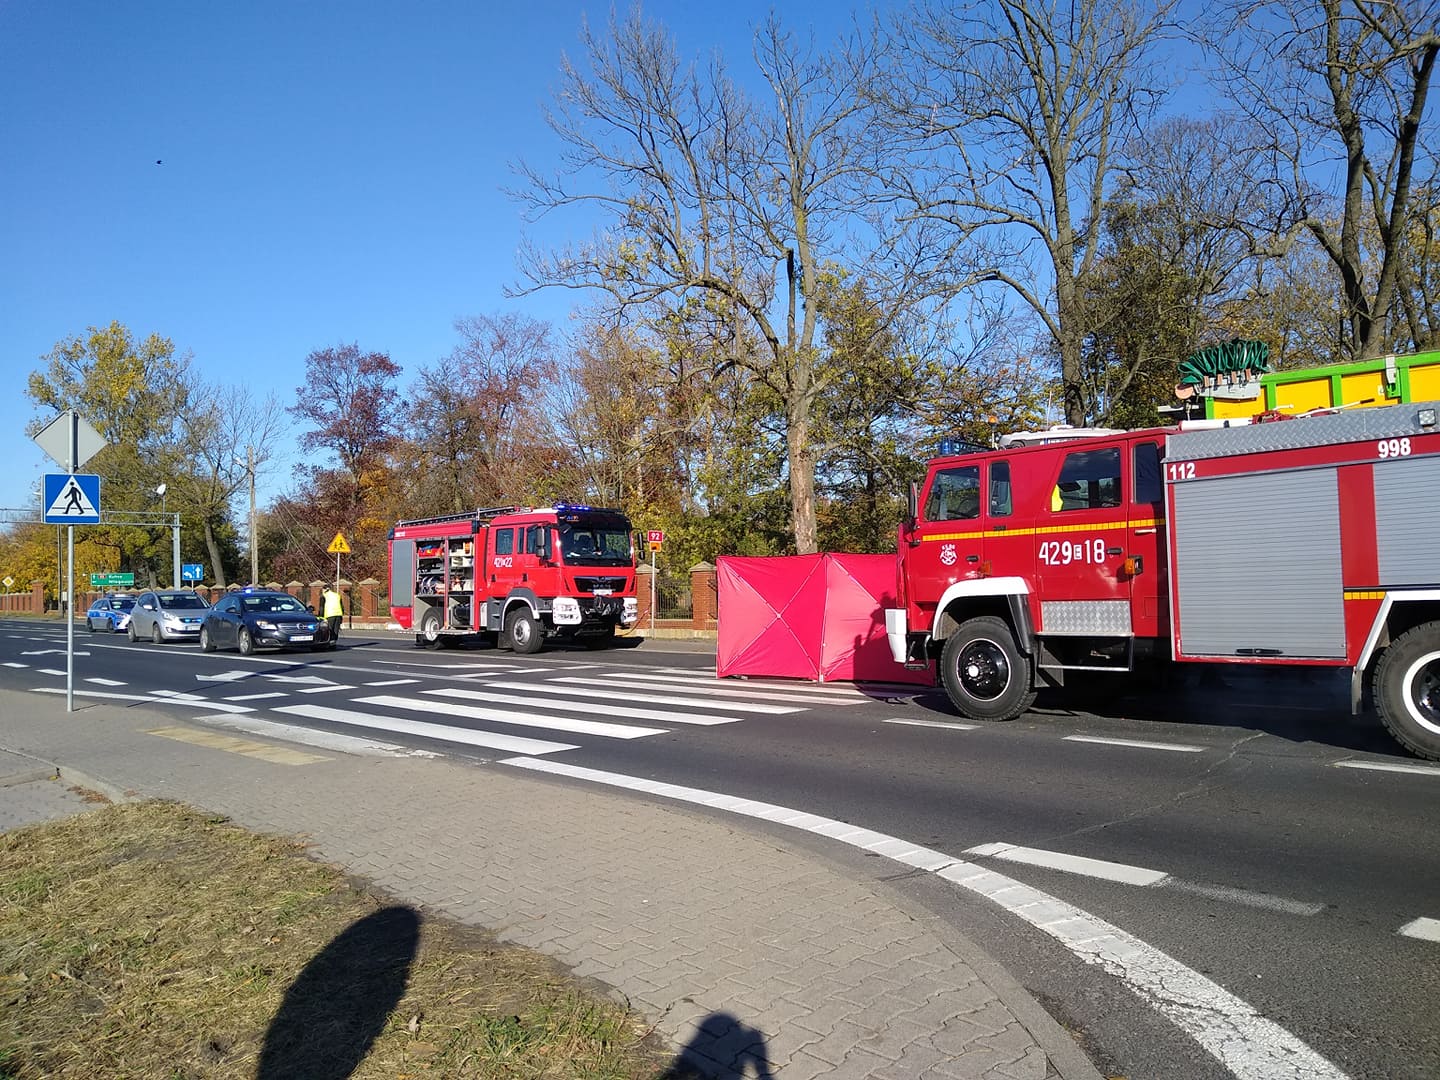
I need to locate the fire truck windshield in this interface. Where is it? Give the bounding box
[559,525,631,564]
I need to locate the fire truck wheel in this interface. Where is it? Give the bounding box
[419,610,444,651]
[940,616,1036,722]
[1373,622,1440,760]
[506,608,544,654]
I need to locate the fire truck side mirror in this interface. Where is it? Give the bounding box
[905,482,918,532]
[534,527,553,562]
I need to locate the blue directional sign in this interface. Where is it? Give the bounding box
[43,473,101,524]
[181,563,204,582]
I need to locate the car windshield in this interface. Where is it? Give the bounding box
[159,594,207,610]
[241,595,305,613]
[113,597,136,611]
[559,524,631,564]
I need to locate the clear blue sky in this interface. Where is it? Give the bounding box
[1,0,852,514]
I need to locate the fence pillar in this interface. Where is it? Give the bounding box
[358,578,379,619]
[32,580,45,615]
[635,563,655,628]
[308,581,325,610]
[689,562,717,629]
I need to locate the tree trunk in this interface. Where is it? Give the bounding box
[204,518,228,589]
[787,402,817,555]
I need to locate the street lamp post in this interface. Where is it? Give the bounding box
[155,483,179,589]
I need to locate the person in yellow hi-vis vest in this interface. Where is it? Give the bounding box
[322,585,344,644]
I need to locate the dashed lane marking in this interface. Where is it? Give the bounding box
[523,679,803,714]
[1332,759,1440,777]
[1064,735,1206,753]
[297,684,356,694]
[966,841,1170,886]
[884,717,979,731]
[363,678,420,686]
[356,694,665,739]
[222,692,289,701]
[3,662,27,668]
[37,669,65,676]
[503,756,1344,1080]
[84,677,127,686]
[146,725,328,765]
[424,686,743,726]
[1398,916,1440,943]
[274,703,577,756]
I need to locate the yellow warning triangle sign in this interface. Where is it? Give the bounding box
[327,531,351,554]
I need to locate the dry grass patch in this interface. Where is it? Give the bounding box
[0,801,675,1079]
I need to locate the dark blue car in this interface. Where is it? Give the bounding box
[200,588,333,655]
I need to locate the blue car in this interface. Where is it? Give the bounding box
[85,593,137,633]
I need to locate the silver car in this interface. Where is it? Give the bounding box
[128,589,210,643]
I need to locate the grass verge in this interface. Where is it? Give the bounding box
[0,800,675,1079]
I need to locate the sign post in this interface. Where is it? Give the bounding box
[327,532,351,628]
[33,410,108,712]
[645,530,664,633]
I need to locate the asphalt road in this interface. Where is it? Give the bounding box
[3,617,1436,1080]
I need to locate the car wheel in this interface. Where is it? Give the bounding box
[152,622,165,644]
[199,625,216,653]
[238,627,255,656]
[86,617,96,633]
[505,607,544,655]
[419,609,444,651]
[128,621,139,643]
[939,615,1036,722]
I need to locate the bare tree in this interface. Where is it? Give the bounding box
[1204,0,1439,359]
[877,0,1177,425]
[512,9,901,554]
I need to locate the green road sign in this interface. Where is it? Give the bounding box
[90,572,135,588]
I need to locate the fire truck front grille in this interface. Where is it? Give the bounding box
[576,576,627,593]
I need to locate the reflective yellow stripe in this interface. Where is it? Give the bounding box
[1343,590,1386,600]
[920,517,1165,543]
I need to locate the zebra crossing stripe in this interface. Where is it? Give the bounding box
[598,670,869,701]
[424,687,742,726]
[357,694,664,739]
[275,703,577,755]
[535,678,804,713]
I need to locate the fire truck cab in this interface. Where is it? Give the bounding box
[388,504,639,653]
[888,402,1440,759]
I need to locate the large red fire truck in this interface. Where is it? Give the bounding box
[886,401,1440,759]
[388,504,639,652]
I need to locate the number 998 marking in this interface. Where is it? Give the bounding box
[1040,538,1107,565]
[1377,437,1411,459]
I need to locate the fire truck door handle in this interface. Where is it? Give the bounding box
[1135,527,1156,535]
[1106,547,1122,556]
[966,554,979,563]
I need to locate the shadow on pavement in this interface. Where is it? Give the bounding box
[659,1011,776,1079]
[257,904,420,1080]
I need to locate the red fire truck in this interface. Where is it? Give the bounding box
[388,504,639,652]
[886,401,1440,759]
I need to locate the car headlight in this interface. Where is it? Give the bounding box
[255,620,277,630]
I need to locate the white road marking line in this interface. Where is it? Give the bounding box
[1064,735,1205,753]
[84,677,127,686]
[148,690,256,714]
[196,670,257,682]
[38,669,65,676]
[528,678,802,714]
[261,673,336,685]
[884,717,979,731]
[617,670,869,699]
[966,841,1170,887]
[223,692,289,701]
[1332,759,1440,777]
[192,714,441,758]
[364,678,419,686]
[1398,916,1440,943]
[503,756,1343,1080]
[3,662,28,668]
[297,684,356,694]
[22,649,67,655]
[578,673,862,705]
[357,694,664,739]
[1167,880,1325,917]
[425,686,742,726]
[275,703,577,755]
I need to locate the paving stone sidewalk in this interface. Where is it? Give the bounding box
[0,687,1099,1080]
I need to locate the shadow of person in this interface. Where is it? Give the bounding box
[659,1010,776,1079]
[257,904,420,1079]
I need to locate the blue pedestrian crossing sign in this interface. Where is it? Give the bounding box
[43,473,101,524]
